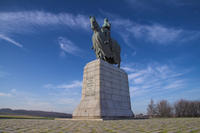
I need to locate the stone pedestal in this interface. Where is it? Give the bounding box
[73,59,133,120]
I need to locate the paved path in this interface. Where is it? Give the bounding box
[0,118,200,133]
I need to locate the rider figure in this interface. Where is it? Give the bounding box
[102,18,111,45]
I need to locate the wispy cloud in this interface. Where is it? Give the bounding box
[0,88,74,112]
[113,18,199,45]
[0,11,89,35]
[121,66,136,72]
[0,34,23,48]
[163,80,185,90]
[57,80,82,89]
[11,96,55,111]
[56,97,80,112]
[0,89,18,97]
[58,37,81,56]
[0,11,89,49]
[0,92,11,97]
[43,80,82,112]
[131,24,182,44]
[122,61,195,114]
[122,62,189,96]
[44,80,82,89]
[100,11,200,45]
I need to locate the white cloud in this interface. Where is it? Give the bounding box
[121,66,136,72]
[0,34,23,48]
[42,80,82,113]
[58,37,81,55]
[97,12,200,45]
[0,88,81,113]
[0,11,89,35]
[0,77,81,113]
[57,80,82,89]
[132,24,182,44]
[122,62,189,96]
[163,80,185,90]
[56,97,80,113]
[10,89,17,94]
[58,98,79,105]
[0,88,17,97]
[43,84,54,89]
[112,18,187,45]
[0,11,89,48]
[25,99,55,111]
[128,70,146,80]
[0,89,58,112]
[0,92,11,97]
[134,77,145,84]
[44,80,82,89]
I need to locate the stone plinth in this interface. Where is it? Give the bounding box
[73,59,133,120]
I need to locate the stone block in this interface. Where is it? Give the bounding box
[73,59,134,119]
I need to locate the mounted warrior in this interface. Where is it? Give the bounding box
[90,16,121,68]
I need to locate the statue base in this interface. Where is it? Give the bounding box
[72,59,134,120]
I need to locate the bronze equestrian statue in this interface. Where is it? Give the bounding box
[89,16,121,68]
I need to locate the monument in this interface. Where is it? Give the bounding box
[72,16,134,120]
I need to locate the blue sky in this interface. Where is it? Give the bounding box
[0,0,200,114]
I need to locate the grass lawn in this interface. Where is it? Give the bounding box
[0,115,54,120]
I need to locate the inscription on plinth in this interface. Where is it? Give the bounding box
[85,77,95,96]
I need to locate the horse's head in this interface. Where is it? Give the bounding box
[89,16,100,31]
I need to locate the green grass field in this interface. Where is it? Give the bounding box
[0,118,200,133]
[0,115,53,120]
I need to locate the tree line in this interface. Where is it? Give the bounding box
[147,99,200,117]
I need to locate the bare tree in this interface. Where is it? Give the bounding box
[147,99,157,117]
[157,100,172,117]
[174,99,186,117]
[147,99,200,118]
[197,101,200,117]
[174,99,200,117]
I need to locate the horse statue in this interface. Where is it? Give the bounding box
[89,16,121,68]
